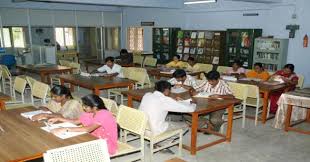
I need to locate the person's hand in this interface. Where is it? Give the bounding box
[175,96,183,101]
[189,89,198,96]
[51,128,67,135]
[48,117,62,124]
[32,114,48,121]
[38,106,49,111]
[174,84,182,88]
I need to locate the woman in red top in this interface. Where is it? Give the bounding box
[269,64,299,114]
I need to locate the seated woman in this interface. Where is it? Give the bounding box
[32,85,83,121]
[166,55,187,69]
[225,60,246,76]
[246,62,270,81]
[48,94,118,155]
[186,57,200,72]
[269,64,298,114]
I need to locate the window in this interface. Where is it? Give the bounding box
[105,27,120,50]
[0,28,12,47]
[55,27,75,49]
[12,27,25,48]
[127,27,143,51]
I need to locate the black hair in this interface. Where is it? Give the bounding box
[254,62,263,68]
[232,60,243,67]
[50,85,73,99]
[187,56,195,62]
[155,80,172,93]
[105,56,115,63]
[173,55,180,60]
[120,49,128,54]
[81,94,107,110]
[284,64,295,72]
[205,70,220,80]
[172,69,187,78]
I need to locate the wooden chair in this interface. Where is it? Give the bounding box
[227,82,249,128]
[0,65,13,96]
[245,84,263,126]
[44,139,111,162]
[143,57,157,67]
[112,105,147,162]
[217,66,230,74]
[100,97,119,117]
[31,81,50,105]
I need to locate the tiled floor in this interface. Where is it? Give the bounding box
[7,72,310,162]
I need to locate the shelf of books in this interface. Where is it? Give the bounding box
[253,38,289,72]
[176,30,226,65]
[153,27,180,64]
[225,29,262,69]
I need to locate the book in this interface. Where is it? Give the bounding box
[41,122,87,139]
[191,32,197,39]
[171,87,188,94]
[184,38,191,46]
[198,32,205,39]
[177,46,183,53]
[205,31,214,39]
[193,92,214,98]
[190,48,196,54]
[197,39,205,47]
[212,56,219,64]
[197,48,204,55]
[21,110,52,120]
[177,31,184,38]
[183,47,190,54]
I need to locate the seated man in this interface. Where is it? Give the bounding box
[168,69,206,91]
[246,62,270,81]
[96,56,124,78]
[139,80,196,136]
[195,71,234,132]
[166,55,187,69]
[186,57,199,72]
[115,49,133,65]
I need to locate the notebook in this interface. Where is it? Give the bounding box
[171,87,188,94]
[193,92,214,98]
[21,110,52,120]
[41,122,87,139]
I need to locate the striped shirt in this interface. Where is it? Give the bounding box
[198,79,232,95]
[168,75,206,90]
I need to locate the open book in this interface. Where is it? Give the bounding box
[193,92,214,98]
[41,122,87,139]
[171,87,187,94]
[21,110,52,120]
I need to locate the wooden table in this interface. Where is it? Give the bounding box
[146,67,203,80]
[237,80,294,124]
[17,64,73,83]
[59,74,135,95]
[83,60,134,72]
[0,107,96,162]
[122,88,241,155]
[0,92,11,110]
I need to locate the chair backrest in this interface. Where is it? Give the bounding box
[0,65,11,79]
[127,67,151,88]
[227,82,248,101]
[196,63,213,73]
[296,74,304,88]
[25,76,37,90]
[246,84,259,99]
[13,76,27,94]
[100,97,119,116]
[43,139,111,162]
[143,57,157,67]
[69,62,81,74]
[133,55,144,66]
[121,67,131,79]
[32,81,50,99]
[117,105,147,135]
[217,66,230,74]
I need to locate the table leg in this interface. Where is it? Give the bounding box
[0,100,6,110]
[284,104,293,132]
[40,72,46,83]
[190,113,198,155]
[127,95,133,107]
[93,88,100,95]
[128,83,134,90]
[86,64,89,72]
[306,109,310,123]
[226,104,234,142]
[261,91,270,124]
[46,74,51,84]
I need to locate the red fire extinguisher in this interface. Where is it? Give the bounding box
[303,34,308,48]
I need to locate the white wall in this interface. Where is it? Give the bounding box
[122,0,310,87]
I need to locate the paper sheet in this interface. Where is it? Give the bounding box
[41,122,87,139]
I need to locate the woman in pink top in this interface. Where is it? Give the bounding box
[48,94,118,155]
[225,60,246,76]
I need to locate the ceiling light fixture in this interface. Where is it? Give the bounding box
[184,0,217,4]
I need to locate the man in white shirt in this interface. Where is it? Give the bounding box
[139,80,196,136]
[96,57,124,78]
[168,69,206,91]
[195,70,234,132]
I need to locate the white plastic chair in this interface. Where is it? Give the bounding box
[100,97,119,117]
[217,66,230,74]
[31,81,50,105]
[43,139,111,162]
[245,84,263,126]
[143,57,157,67]
[133,55,144,67]
[0,65,13,96]
[296,74,304,89]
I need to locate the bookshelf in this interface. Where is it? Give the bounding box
[176,30,226,65]
[152,27,180,64]
[253,38,289,72]
[225,29,262,69]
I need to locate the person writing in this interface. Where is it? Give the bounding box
[166,55,187,69]
[186,57,200,72]
[32,85,83,121]
[168,69,206,91]
[225,60,246,77]
[246,62,270,81]
[48,94,118,155]
[95,57,124,78]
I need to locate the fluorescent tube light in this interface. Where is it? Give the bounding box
[184,0,217,4]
